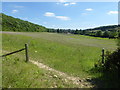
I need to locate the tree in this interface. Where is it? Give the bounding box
[102,31,109,38]
[117,37,120,48]
[57,29,60,33]
[109,32,117,38]
[95,31,102,37]
[74,29,79,34]
[81,30,86,35]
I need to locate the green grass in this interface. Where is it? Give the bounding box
[2,56,79,88]
[2,32,117,87]
[10,32,117,50]
[2,32,117,77]
[0,33,2,88]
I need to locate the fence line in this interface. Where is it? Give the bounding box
[1,43,29,62]
[1,43,104,63]
[1,48,25,57]
[25,44,29,62]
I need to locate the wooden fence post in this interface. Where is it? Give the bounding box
[25,43,29,62]
[102,48,105,64]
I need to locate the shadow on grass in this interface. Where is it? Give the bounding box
[87,68,119,88]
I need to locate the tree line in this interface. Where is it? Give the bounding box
[47,26,120,38]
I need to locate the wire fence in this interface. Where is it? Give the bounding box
[1,43,29,62]
[1,42,105,65]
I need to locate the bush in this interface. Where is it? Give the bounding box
[104,49,120,72]
[117,38,120,48]
[95,38,120,74]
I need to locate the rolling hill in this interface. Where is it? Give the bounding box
[1,13,47,32]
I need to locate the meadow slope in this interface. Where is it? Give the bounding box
[2,32,117,76]
[2,32,117,88]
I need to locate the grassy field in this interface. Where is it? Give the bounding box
[3,56,81,88]
[2,32,117,88]
[0,59,1,88]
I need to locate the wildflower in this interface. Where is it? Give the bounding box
[35,51,37,53]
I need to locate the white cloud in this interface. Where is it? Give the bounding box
[55,16,70,20]
[44,12,55,17]
[85,8,93,11]
[70,2,76,5]
[59,0,67,3]
[57,1,76,6]
[64,3,69,6]
[107,11,118,15]
[64,2,76,6]
[12,10,18,13]
[44,12,70,21]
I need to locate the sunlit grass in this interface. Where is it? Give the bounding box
[3,56,78,88]
[2,32,117,78]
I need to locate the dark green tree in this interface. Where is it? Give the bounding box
[109,32,117,38]
[102,31,109,38]
[95,31,102,37]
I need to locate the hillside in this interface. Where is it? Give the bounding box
[2,32,118,88]
[82,25,120,38]
[1,13,47,32]
[85,25,120,31]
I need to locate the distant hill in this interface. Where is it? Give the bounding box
[82,25,120,38]
[85,25,120,32]
[1,13,47,32]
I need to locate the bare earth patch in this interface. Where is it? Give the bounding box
[30,60,94,88]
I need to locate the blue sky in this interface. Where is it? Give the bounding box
[2,2,118,29]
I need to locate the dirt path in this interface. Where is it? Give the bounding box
[2,32,96,87]
[2,50,94,88]
[30,60,94,88]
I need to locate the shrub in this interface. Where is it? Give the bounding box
[104,49,120,72]
[117,38,120,48]
[95,38,120,74]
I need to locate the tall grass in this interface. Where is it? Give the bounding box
[3,56,79,88]
[2,32,117,78]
